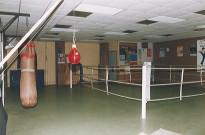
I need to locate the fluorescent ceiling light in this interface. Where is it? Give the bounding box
[197,25,205,28]
[74,4,123,15]
[42,33,59,37]
[50,28,79,32]
[145,35,164,38]
[81,39,100,42]
[148,16,184,23]
[40,38,61,41]
[104,32,129,35]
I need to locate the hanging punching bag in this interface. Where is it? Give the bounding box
[20,42,37,107]
[69,44,81,64]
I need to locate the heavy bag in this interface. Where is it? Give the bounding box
[20,42,37,107]
[68,44,81,64]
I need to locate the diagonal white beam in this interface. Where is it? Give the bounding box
[0,0,64,68]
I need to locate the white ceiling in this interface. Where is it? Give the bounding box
[0,0,205,43]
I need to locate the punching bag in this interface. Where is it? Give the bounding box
[69,44,81,64]
[20,42,37,107]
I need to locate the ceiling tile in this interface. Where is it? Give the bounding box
[96,20,118,25]
[164,10,190,18]
[107,0,140,9]
[181,3,205,13]
[143,0,175,6]
[128,3,159,12]
[21,0,51,7]
[133,12,158,20]
[117,10,142,17]
[0,1,19,12]
[21,4,46,13]
[82,0,113,6]
[165,0,199,10]
[1,0,205,42]
[191,0,205,3]
[61,16,84,22]
[148,7,176,16]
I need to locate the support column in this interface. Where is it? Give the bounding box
[70,64,72,88]
[141,62,151,119]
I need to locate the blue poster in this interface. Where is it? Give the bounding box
[159,48,165,58]
[130,53,137,61]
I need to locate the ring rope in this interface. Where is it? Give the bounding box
[150,80,205,87]
[83,67,142,70]
[80,65,205,103]
[149,92,205,102]
[152,67,201,70]
[77,73,143,86]
[82,83,142,101]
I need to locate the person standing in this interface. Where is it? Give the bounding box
[199,47,205,65]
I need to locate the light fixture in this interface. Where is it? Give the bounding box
[81,39,100,42]
[104,32,129,35]
[197,25,205,28]
[148,16,184,23]
[74,4,123,15]
[5,44,14,50]
[40,38,61,41]
[145,35,164,38]
[50,28,79,32]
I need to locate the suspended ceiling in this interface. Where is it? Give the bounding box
[0,0,205,43]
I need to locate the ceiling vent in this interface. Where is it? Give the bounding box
[195,10,205,15]
[137,20,157,25]
[54,24,71,28]
[67,10,92,18]
[161,34,173,37]
[123,30,137,33]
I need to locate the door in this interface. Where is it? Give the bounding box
[55,41,65,85]
[99,43,109,80]
[108,51,117,80]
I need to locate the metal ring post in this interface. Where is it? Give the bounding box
[106,66,109,95]
[180,68,184,100]
[200,66,203,85]
[70,64,72,88]
[170,65,172,83]
[142,65,147,119]
[91,68,93,90]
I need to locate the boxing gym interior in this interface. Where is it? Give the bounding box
[1,0,205,135]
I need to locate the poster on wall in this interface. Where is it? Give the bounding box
[147,48,152,57]
[159,48,165,58]
[58,53,65,64]
[177,46,183,56]
[197,40,205,69]
[138,49,142,65]
[190,45,197,56]
[142,48,147,57]
[130,53,137,65]
[120,55,125,61]
[119,66,125,75]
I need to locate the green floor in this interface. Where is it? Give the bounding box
[4,83,205,135]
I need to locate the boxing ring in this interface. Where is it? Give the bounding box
[75,63,205,119]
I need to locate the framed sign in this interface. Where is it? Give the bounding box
[177,46,183,57]
[159,48,165,58]
[190,45,196,56]
[147,48,152,57]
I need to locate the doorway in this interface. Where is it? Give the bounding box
[108,51,117,81]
